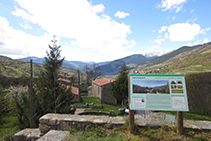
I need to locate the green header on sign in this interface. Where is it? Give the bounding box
[130,74,184,77]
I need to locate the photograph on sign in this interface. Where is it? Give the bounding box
[133,80,169,94]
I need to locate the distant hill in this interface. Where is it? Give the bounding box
[134,42,211,75]
[21,57,110,70]
[21,56,44,64]
[136,45,200,71]
[157,42,211,74]
[0,55,79,78]
[99,54,149,76]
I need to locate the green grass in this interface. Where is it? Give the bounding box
[67,126,211,141]
[72,97,127,116]
[0,112,20,140]
[85,103,125,116]
[72,97,101,105]
[73,84,87,90]
[68,127,124,141]
[163,111,211,121]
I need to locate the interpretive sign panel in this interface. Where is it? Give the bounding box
[129,74,189,111]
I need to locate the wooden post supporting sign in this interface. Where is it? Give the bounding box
[177,111,184,135]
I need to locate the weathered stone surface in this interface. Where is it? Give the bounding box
[38,113,211,136]
[39,124,51,136]
[146,122,162,127]
[164,114,176,120]
[110,110,114,116]
[37,130,69,141]
[201,126,211,130]
[118,109,125,115]
[13,128,40,141]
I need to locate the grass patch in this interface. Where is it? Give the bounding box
[67,127,124,141]
[85,103,125,116]
[72,97,101,105]
[0,112,20,140]
[163,111,211,121]
[72,97,127,116]
[67,126,211,141]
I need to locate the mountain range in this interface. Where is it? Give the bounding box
[21,56,110,71]
[1,41,211,77]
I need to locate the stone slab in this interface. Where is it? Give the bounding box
[165,114,176,120]
[201,126,211,130]
[146,122,162,127]
[37,130,69,141]
[13,128,40,141]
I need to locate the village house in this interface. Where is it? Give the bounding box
[58,73,81,102]
[91,77,117,105]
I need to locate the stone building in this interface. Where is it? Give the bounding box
[67,85,80,102]
[58,73,81,103]
[91,77,117,105]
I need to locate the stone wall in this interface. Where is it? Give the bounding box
[39,113,125,135]
[91,84,101,99]
[91,83,117,105]
[101,84,117,105]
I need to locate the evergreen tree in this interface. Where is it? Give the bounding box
[110,63,129,107]
[37,37,73,115]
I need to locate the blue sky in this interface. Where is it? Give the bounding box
[0,0,210,62]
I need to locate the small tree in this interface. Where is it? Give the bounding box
[110,63,129,107]
[37,37,73,115]
[84,63,103,86]
[5,86,30,129]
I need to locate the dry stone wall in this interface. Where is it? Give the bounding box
[39,113,125,135]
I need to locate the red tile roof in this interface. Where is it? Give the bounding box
[58,78,71,83]
[92,77,114,86]
[58,74,72,79]
[66,85,79,95]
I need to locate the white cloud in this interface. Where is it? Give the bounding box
[9,0,135,60]
[186,18,197,23]
[158,0,187,13]
[0,16,51,58]
[155,38,165,45]
[114,11,130,19]
[187,43,191,46]
[203,38,209,44]
[194,40,201,45]
[172,17,176,20]
[190,9,195,13]
[168,23,201,41]
[12,6,35,23]
[19,22,32,30]
[159,26,168,33]
[200,27,210,34]
[149,45,159,50]
[164,32,169,39]
[91,3,105,13]
[0,14,134,62]
[157,35,162,38]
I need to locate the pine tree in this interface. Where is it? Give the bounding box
[37,37,73,115]
[110,63,129,107]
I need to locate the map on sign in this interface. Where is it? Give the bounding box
[129,74,189,111]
